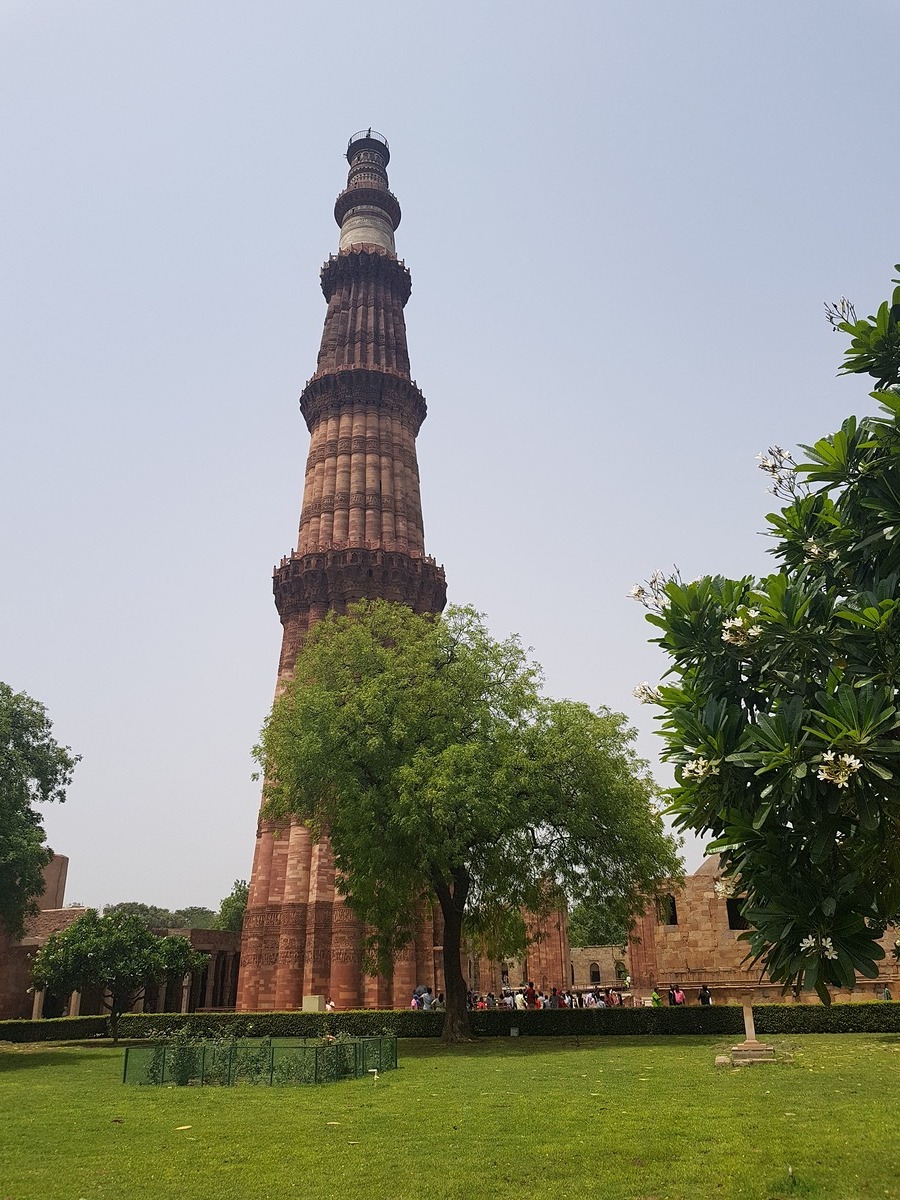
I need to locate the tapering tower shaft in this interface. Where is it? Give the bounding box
[237,133,447,1012]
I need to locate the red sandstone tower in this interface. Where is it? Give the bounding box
[237,132,447,1011]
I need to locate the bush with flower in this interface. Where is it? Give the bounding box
[633,266,900,1003]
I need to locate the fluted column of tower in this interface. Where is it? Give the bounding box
[237,133,447,1012]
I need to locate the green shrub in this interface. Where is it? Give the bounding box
[753,1002,900,1035]
[117,1008,440,1040]
[0,1016,108,1043]
[4,1002,898,1044]
[470,1006,744,1037]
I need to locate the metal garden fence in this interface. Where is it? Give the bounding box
[123,1035,397,1086]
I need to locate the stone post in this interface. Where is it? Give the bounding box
[181,973,192,1014]
[730,993,775,1063]
[742,1004,756,1042]
[68,990,81,1017]
[31,988,45,1020]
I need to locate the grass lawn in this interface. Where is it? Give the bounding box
[2,1034,898,1200]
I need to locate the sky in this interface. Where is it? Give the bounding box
[3,0,899,910]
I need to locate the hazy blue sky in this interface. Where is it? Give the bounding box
[3,1,898,909]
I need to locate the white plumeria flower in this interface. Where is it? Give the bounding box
[682,757,721,781]
[817,750,863,788]
[632,682,662,705]
[799,936,817,953]
[821,937,839,961]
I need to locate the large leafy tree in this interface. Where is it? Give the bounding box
[32,909,206,1039]
[0,682,79,938]
[256,600,680,1041]
[635,266,900,1002]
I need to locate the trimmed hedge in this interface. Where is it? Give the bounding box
[0,1016,109,1043]
[117,1009,442,1040]
[472,1005,743,1037]
[2,1002,899,1043]
[754,1002,900,1035]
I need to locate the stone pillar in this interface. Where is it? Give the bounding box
[328,902,363,1008]
[156,979,167,1014]
[274,822,314,1008]
[181,973,192,1014]
[31,988,45,1020]
[68,990,81,1017]
[391,944,418,1008]
[203,956,217,1009]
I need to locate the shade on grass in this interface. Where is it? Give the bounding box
[2,1035,899,1199]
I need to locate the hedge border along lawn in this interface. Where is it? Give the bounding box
[3,1001,900,1043]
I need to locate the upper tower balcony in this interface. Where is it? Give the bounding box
[346,129,390,164]
[335,129,400,252]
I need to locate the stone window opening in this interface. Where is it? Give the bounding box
[656,894,678,925]
[726,898,751,930]
[589,961,601,984]
[614,960,628,981]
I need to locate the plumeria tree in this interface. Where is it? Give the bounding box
[633,266,900,1003]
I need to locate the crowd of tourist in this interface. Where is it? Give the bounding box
[408,983,632,1011]
[471,984,628,1010]
[406,980,719,1010]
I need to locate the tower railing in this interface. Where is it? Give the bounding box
[348,129,389,150]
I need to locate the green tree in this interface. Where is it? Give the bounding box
[636,266,900,1003]
[256,600,681,1041]
[102,902,217,929]
[32,909,206,1040]
[215,879,248,932]
[0,682,79,938]
[172,906,217,929]
[102,902,179,927]
[567,898,630,950]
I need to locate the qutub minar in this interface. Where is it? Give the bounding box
[236,132,567,1011]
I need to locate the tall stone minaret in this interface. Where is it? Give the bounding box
[237,132,447,1012]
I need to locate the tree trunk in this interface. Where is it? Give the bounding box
[434,871,473,1043]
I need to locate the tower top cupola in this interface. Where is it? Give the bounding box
[334,128,401,253]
